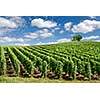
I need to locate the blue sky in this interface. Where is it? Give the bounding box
[0,16,100,46]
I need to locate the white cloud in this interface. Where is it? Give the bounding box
[0,37,25,43]
[24,33,39,39]
[0,17,17,28]
[36,42,46,45]
[38,29,48,33]
[51,27,60,33]
[31,18,57,28]
[54,27,60,31]
[16,38,25,42]
[82,35,100,40]
[15,43,30,46]
[36,42,43,45]
[0,17,25,35]
[72,20,100,33]
[57,38,71,43]
[36,41,57,45]
[0,16,24,29]
[36,38,71,46]
[59,30,64,34]
[40,32,53,38]
[0,37,13,42]
[0,28,12,34]
[9,16,25,28]
[39,29,53,38]
[25,29,53,39]
[64,22,72,31]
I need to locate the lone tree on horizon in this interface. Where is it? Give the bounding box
[72,34,82,41]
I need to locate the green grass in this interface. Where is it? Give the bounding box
[0,76,100,83]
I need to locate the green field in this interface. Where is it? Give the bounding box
[0,42,100,82]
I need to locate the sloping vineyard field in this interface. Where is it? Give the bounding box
[0,42,100,81]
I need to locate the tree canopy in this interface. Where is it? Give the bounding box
[72,34,82,41]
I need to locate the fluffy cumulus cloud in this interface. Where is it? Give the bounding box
[0,37,24,43]
[57,38,71,43]
[9,16,26,28]
[31,18,57,28]
[71,20,100,33]
[64,22,72,31]
[0,28,12,34]
[82,35,100,40]
[38,29,48,33]
[39,29,53,38]
[0,35,31,46]
[0,16,25,29]
[25,29,53,39]
[40,32,53,38]
[16,38,25,42]
[0,17,17,28]
[0,16,25,35]
[24,32,39,39]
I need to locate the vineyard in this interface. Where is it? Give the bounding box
[0,42,100,81]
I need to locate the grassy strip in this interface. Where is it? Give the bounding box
[0,76,100,83]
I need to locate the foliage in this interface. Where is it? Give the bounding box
[72,34,82,41]
[0,42,100,80]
